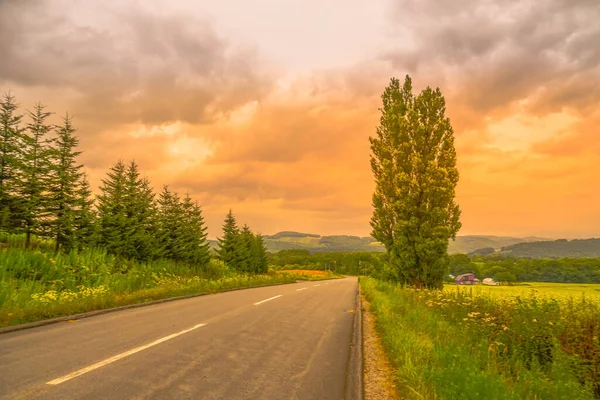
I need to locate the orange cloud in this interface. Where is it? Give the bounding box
[1,0,599,239]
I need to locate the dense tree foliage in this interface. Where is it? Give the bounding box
[499,239,600,258]
[449,254,600,283]
[270,249,387,276]
[216,212,268,273]
[0,92,267,276]
[370,75,461,289]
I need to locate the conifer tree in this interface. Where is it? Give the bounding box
[97,160,128,257]
[0,92,25,231]
[370,75,461,289]
[47,114,82,252]
[18,103,53,247]
[122,161,158,261]
[180,194,210,269]
[73,173,97,249]
[216,210,245,271]
[240,224,254,273]
[253,233,269,273]
[156,185,183,260]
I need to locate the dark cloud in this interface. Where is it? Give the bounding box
[0,0,272,131]
[385,0,600,116]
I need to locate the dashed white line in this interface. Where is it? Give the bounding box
[46,322,207,385]
[314,284,321,287]
[253,295,282,305]
[296,288,307,291]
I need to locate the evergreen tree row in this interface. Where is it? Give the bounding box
[0,92,269,275]
[216,210,269,273]
[0,93,90,251]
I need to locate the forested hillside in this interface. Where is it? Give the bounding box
[500,238,600,258]
[248,232,550,254]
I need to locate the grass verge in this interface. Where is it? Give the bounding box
[1,273,297,328]
[360,277,598,399]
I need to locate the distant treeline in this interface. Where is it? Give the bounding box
[269,249,386,276]
[499,238,600,258]
[272,249,600,284]
[451,254,600,283]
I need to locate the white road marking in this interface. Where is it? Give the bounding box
[296,288,307,291]
[314,284,321,287]
[253,295,282,305]
[46,323,207,385]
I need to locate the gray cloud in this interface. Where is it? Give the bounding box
[385,0,600,116]
[0,0,272,131]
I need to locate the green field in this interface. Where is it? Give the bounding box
[445,282,600,301]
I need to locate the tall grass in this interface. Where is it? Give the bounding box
[0,234,300,328]
[361,277,599,399]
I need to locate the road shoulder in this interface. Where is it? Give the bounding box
[362,294,399,400]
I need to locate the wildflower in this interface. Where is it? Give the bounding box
[503,326,509,331]
[463,318,468,321]
[532,319,537,323]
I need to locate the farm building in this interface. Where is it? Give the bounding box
[455,273,476,285]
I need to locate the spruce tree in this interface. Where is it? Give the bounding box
[18,103,53,247]
[122,161,158,261]
[216,210,245,271]
[254,233,269,273]
[47,114,82,252]
[0,92,25,232]
[240,224,254,273]
[73,173,97,249]
[156,185,183,260]
[97,160,128,257]
[180,194,211,269]
[370,75,461,289]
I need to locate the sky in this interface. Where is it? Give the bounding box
[1,0,599,239]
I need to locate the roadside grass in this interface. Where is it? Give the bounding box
[361,277,599,399]
[0,236,298,328]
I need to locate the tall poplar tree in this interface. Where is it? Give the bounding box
[370,75,461,289]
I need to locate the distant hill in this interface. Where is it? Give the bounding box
[266,231,320,239]
[500,238,600,258]
[209,232,599,258]
[448,235,549,254]
[225,232,551,254]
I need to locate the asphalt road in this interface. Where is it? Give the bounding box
[0,277,359,400]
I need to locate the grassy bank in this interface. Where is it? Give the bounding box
[360,277,599,399]
[0,235,327,328]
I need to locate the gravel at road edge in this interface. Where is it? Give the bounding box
[362,295,400,400]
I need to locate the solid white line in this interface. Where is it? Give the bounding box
[296,288,307,291]
[46,323,207,385]
[253,295,282,305]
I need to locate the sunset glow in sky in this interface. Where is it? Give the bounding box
[1,0,599,238]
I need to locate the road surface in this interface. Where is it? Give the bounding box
[0,277,359,400]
